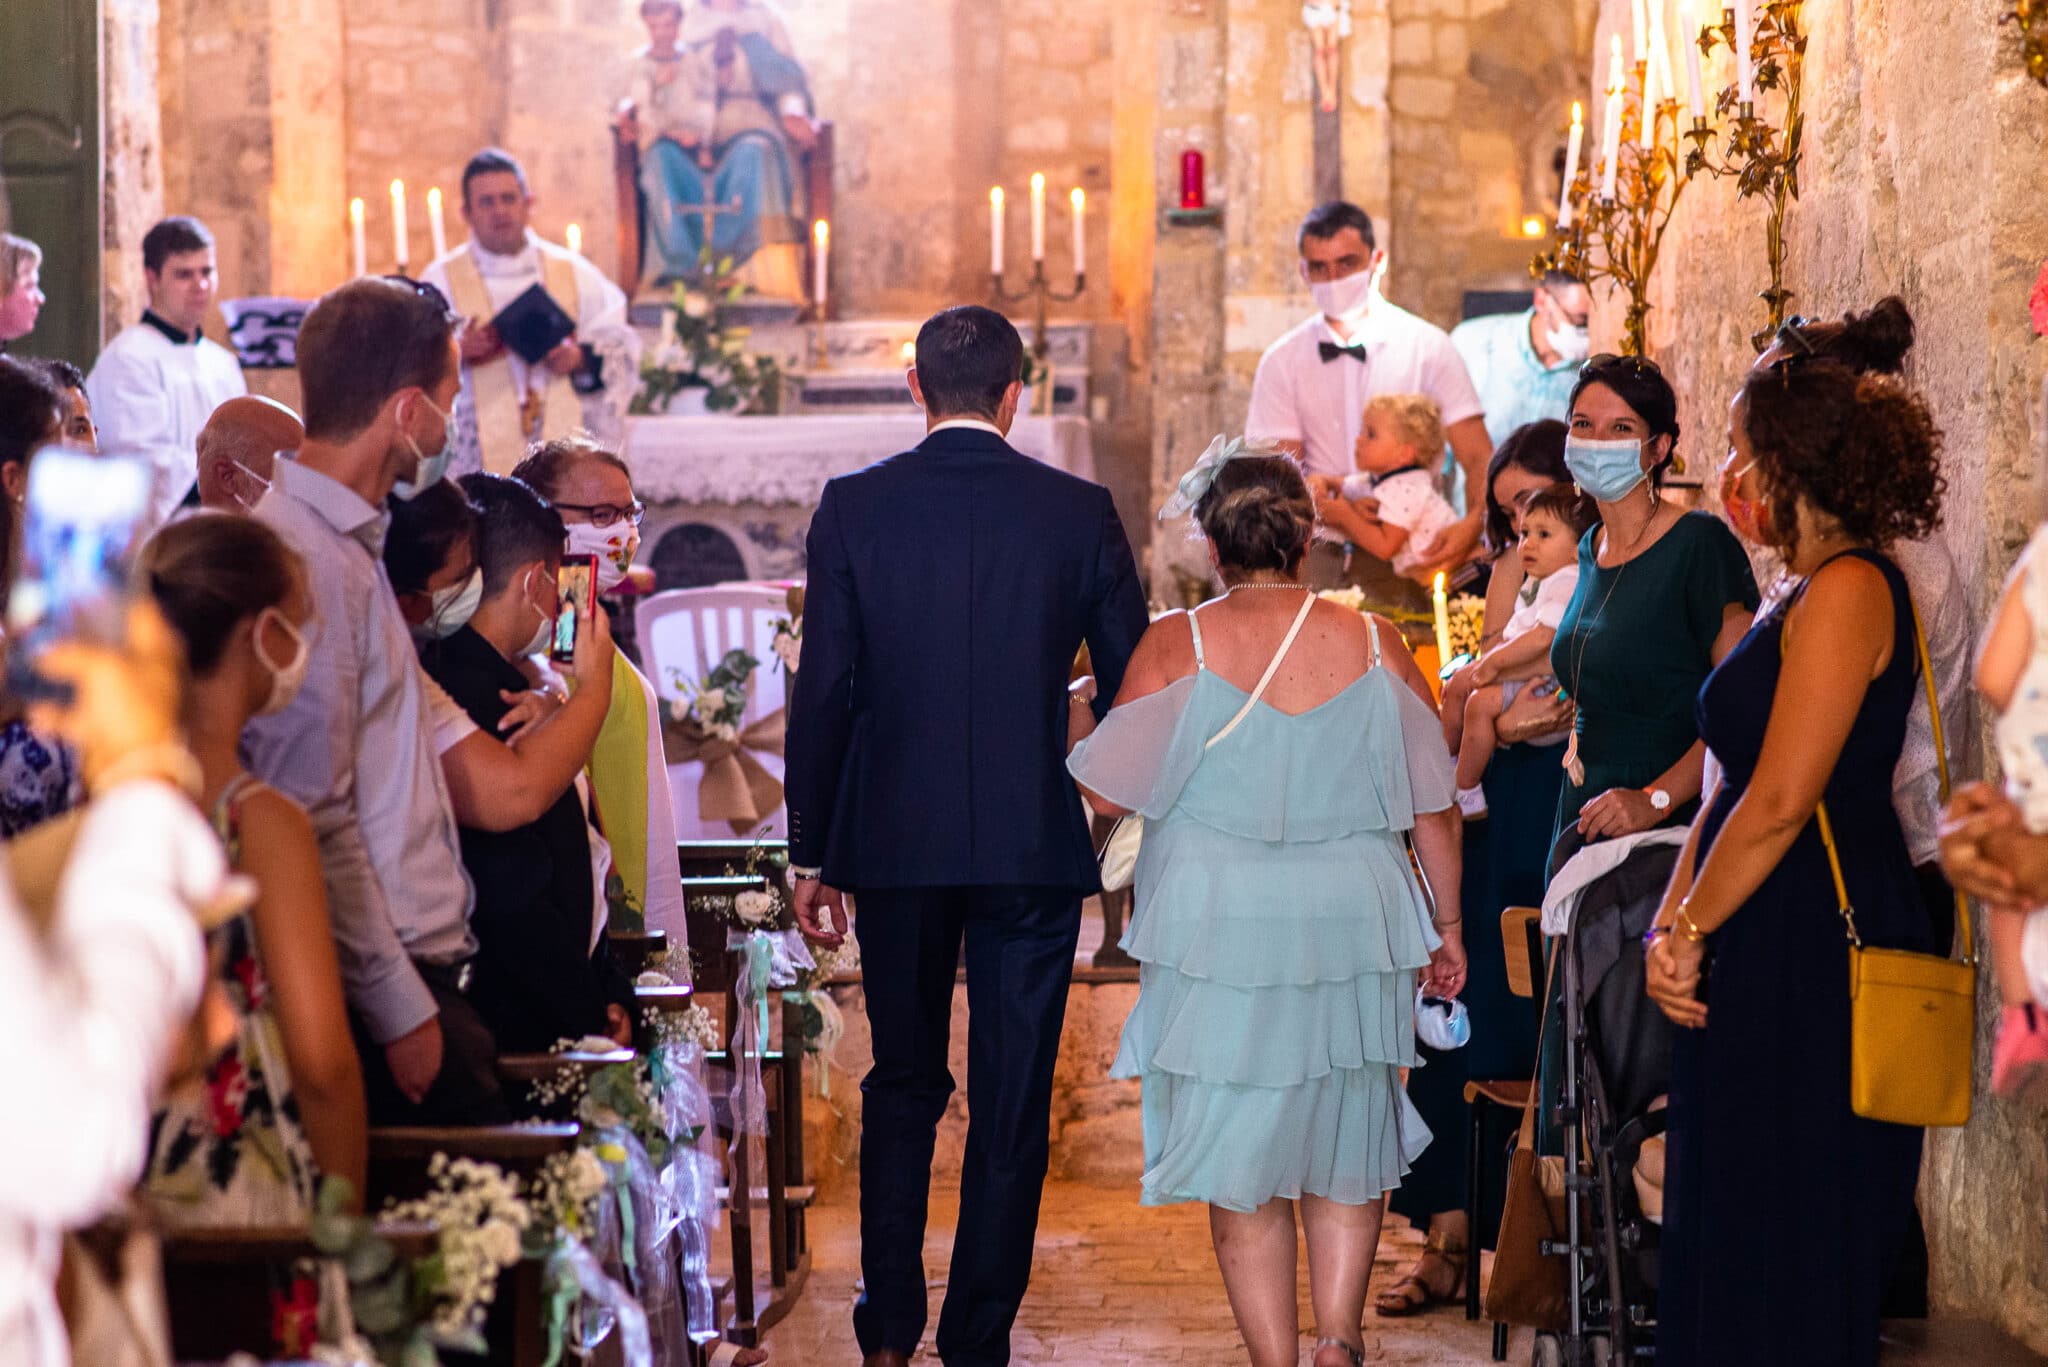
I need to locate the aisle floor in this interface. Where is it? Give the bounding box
[766,1179,1509,1365]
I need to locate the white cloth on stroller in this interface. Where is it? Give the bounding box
[1541,828,1690,936]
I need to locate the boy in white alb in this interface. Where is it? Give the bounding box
[1445,484,1594,816]
[1310,392,1459,583]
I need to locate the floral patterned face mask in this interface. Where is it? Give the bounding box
[565,521,640,593]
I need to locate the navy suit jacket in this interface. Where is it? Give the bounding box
[784,425,1149,891]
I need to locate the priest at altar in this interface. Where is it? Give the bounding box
[421,148,638,476]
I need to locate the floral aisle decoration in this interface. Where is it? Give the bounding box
[372,1156,535,1357]
[662,647,785,835]
[630,267,784,416]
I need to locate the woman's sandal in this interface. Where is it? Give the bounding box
[1371,1229,1468,1317]
[1313,1337,1367,1367]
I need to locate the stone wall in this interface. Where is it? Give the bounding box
[102,0,167,338]
[1387,0,1597,329]
[1585,0,2048,1347]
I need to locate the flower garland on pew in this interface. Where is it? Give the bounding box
[663,648,787,835]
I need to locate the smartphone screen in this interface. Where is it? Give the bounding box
[552,554,596,663]
[6,451,152,702]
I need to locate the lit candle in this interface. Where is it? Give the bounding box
[1432,572,1452,667]
[566,222,582,257]
[1070,188,1086,278]
[348,197,366,277]
[1639,44,1658,150]
[1030,172,1047,263]
[390,179,408,269]
[812,219,830,310]
[427,187,448,260]
[899,340,916,366]
[1649,1,1676,112]
[1735,0,1754,105]
[1601,83,1624,199]
[1558,102,1584,229]
[1681,0,1707,119]
[989,187,1006,277]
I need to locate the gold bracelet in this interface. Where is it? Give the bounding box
[1674,901,1707,943]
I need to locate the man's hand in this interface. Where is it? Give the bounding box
[793,877,849,948]
[781,112,820,151]
[1412,513,1485,577]
[460,319,506,364]
[605,1003,635,1048]
[497,687,566,746]
[543,339,585,377]
[384,1015,445,1106]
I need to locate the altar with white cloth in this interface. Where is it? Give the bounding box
[620,411,1096,586]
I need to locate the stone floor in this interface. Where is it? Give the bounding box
[765,1179,1510,1365]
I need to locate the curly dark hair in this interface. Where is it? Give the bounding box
[1738,360,1944,554]
[1775,296,1914,377]
[1194,453,1314,576]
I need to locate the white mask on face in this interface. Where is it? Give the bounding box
[1309,265,1377,323]
[520,565,557,658]
[411,567,483,643]
[253,608,310,716]
[1547,321,1592,364]
[564,521,640,594]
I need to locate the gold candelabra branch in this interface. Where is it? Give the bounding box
[1533,76,1691,360]
[1694,2,1807,349]
[2004,0,2048,86]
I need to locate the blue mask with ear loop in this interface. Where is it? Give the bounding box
[392,393,456,501]
[1564,434,1649,503]
[1415,986,1470,1050]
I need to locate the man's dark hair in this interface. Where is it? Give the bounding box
[913,306,1024,420]
[296,277,458,442]
[461,148,530,207]
[385,478,480,596]
[1539,268,1586,291]
[30,357,84,391]
[143,216,215,274]
[459,471,565,597]
[1297,201,1376,252]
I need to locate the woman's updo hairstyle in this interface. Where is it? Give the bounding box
[1194,454,1315,576]
[1738,359,1944,553]
[1568,354,1682,487]
[140,513,302,675]
[1779,296,1914,377]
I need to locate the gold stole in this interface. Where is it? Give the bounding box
[442,244,585,474]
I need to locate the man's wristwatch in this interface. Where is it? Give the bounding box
[1646,787,1672,813]
[790,865,823,883]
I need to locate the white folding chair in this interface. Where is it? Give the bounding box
[636,584,793,840]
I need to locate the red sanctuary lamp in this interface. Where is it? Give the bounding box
[1180,150,1206,210]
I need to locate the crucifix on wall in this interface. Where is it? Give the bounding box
[1303,1,1351,202]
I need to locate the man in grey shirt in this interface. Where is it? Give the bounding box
[243,276,506,1123]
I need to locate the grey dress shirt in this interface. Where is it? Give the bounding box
[242,460,476,1043]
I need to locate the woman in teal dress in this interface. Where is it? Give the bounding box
[1551,356,1759,870]
[1068,443,1465,1367]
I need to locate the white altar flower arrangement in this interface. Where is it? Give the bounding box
[631,270,784,416]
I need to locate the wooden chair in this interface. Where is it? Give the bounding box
[636,585,795,841]
[612,123,836,297]
[1464,905,1548,1362]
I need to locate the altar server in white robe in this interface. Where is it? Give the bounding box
[86,217,247,531]
[422,149,637,477]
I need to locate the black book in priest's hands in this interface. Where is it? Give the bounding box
[491,283,578,365]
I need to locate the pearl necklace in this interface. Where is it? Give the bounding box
[1226,580,1306,592]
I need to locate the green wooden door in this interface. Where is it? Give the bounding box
[0,0,102,367]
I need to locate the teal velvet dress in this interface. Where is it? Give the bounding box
[1549,510,1760,868]
[1067,612,1457,1212]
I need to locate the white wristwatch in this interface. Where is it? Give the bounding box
[1646,787,1672,812]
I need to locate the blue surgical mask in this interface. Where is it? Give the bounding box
[1564,434,1649,503]
[393,393,456,501]
[1415,987,1471,1051]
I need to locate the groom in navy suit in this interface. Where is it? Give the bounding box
[786,306,1149,1366]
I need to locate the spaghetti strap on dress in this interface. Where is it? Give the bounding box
[1069,612,1455,1211]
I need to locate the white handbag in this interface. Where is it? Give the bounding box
[1097,596,1316,892]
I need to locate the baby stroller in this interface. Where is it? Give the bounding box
[1518,833,1684,1366]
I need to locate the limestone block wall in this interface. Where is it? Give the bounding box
[1585,0,2048,1347]
[102,0,167,338]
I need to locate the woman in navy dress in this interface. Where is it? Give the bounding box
[1646,359,1946,1364]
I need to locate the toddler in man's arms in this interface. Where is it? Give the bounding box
[1310,392,1459,583]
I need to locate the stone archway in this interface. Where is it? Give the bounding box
[648,521,750,591]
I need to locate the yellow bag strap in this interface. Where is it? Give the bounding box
[1812,584,1974,964]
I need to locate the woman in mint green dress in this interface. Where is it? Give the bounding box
[1069,444,1465,1367]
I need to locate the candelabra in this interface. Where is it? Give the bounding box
[1690,1,1807,350]
[991,261,1086,416]
[2004,0,2048,86]
[1534,72,1692,361]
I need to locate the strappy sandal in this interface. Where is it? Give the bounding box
[1372,1229,1467,1317]
[1313,1337,1366,1366]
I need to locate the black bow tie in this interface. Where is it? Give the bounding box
[1318,341,1369,364]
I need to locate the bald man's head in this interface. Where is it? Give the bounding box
[197,395,303,512]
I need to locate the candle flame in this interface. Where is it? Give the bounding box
[1521,215,1547,238]
[427,186,442,211]
[900,341,916,364]
[1434,571,1447,594]
[1572,100,1583,126]
[1071,187,1085,210]
[813,218,830,246]
[349,197,364,223]
[566,223,582,255]
[1031,172,1046,193]
[990,186,1004,208]
[390,178,404,198]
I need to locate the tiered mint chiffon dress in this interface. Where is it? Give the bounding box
[1068,613,1457,1211]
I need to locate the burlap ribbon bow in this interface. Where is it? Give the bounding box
[662,707,786,834]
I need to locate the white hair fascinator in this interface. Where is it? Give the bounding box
[1158,435,1288,521]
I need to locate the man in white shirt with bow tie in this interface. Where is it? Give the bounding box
[421,148,636,477]
[1244,201,1490,595]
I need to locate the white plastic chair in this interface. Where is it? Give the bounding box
[635,584,793,840]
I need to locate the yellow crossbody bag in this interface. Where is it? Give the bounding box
[1816,594,1975,1128]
